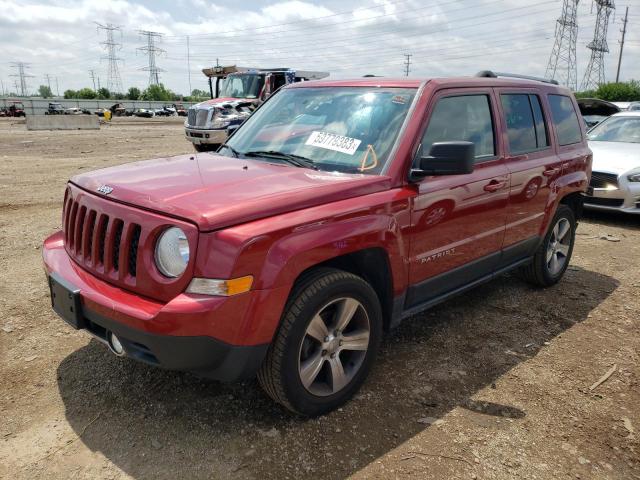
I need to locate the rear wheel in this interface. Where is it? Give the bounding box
[520,205,576,287]
[258,269,382,416]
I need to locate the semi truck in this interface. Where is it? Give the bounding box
[184,66,329,152]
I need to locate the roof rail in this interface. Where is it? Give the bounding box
[475,70,559,85]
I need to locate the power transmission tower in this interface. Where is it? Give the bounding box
[544,0,580,90]
[403,53,412,77]
[96,23,124,93]
[138,30,166,86]
[89,69,97,91]
[581,0,615,90]
[615,6,629,82]
[44,73,53,91]
[10,62,34,97]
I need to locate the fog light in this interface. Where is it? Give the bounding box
[107,332,125,356]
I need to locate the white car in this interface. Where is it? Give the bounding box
[584,111,640,214]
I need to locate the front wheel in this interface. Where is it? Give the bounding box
[520,204,576,287]
[258,269,382,416]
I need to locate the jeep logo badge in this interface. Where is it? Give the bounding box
[97,185,113,195]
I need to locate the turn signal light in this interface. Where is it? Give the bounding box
[186,276,253,296]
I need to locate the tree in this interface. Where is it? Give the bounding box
[77,88,97,99]
[574,80,640,102]
[190,88,208,98]
[63,89,77,99]
[97,87,111,99]
[126,87,141,100]
[141,83,173,101]
[38,85,53,98]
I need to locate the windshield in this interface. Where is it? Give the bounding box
[587,116,640,143]
[223,87,416,174]
[218,74,263,99]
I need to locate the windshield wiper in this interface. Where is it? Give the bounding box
[243,150,318,170]
[219,143,240,158]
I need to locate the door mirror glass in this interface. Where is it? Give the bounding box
[412,141,475,178]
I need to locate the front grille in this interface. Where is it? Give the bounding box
[187,109,196,126]
[63,197,141,280]
[590,171,619,189]
[195,109,209,127]
[584,197,624,207]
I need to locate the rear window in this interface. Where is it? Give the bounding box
[548,95,582,145]
[501,94,549,154]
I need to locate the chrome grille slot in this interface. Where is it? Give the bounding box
[98,215,109,265]
[112,220,124,272]
[129,225,141,277]
[85,210,97,260]
[74,206,86,255]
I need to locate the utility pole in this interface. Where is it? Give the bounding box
[96,23,124,93]
[615,6,629,82]
[187,35,192,95]
[581,0,615,91]
[403,53,412,77]
[545,0,580,90]
[1,79,5,96]
[55,77,60,97]
[89,69,97,91]
[9,62,34,96]
[138,30,166,86]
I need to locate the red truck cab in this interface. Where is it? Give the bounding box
[43,72,591,416]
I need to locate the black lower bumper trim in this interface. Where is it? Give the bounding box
[82,308,269,382]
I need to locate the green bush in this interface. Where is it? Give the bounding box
[575,80,640,102]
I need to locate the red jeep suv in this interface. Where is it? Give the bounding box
[43,71,591,416]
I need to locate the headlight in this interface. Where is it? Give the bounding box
[155,227,189,278]
[627,172,640,182]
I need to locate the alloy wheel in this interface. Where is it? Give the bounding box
[546,217,571,276]
[298,297,370,396]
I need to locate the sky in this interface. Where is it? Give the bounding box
[1,0,639,96]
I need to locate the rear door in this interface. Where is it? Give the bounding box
[406,89,509,309]
[496,89,561,266]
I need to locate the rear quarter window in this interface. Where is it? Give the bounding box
[548,94,582,146]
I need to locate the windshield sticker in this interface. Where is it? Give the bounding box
[305,131,362,155]
[391,95,408,104]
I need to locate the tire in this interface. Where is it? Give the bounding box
[520,204,576,287]
[258,268,383,416]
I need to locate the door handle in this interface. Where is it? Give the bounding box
[543,167,561,177]
[483,180,506,192]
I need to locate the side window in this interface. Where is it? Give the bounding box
[548,94,582,145]
[421,94,495,161]
[500,94,549,154]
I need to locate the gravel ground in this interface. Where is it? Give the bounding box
[0,117,638,480]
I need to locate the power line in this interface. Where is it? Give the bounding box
[581,0,616,90]
[403,53,412,76]
[96,22,124,93]
[9,62,34,96]
[138,30,165,86]
[187,35,192,94]
[615,6,629,82]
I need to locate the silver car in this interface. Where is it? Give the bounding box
[584,112,640,213]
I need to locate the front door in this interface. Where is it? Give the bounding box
[406,89,509,309]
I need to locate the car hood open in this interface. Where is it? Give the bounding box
[70,153,391,231]
[588,141,640,175]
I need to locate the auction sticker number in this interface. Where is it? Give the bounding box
[305,131,362,155]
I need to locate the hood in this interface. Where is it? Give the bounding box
[588,141,640,175]
[70,153,391,231]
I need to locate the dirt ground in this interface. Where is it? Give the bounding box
[0,117,638,480]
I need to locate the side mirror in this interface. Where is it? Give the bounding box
[411,141,475,179]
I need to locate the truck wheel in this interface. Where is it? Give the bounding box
[258,268,382,416]
[520,205,576,287]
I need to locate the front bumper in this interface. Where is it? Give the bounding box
[42,231,287,381]
[184,126,227,145]
[584,176,640,214]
